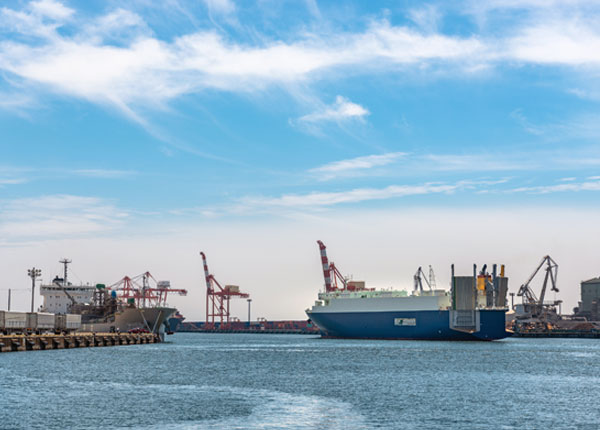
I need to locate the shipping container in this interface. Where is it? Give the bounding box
[26,312,56,331]
[65,314,81,330]
[0,311,28,331]
[55,314,82,331]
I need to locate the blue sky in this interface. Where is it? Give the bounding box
[1,0,600,318]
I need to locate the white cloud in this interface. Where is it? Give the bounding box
[0,1,600,124]
[0,0,74,39]
[506,20,600,65]
[0,4,485,116]
[509,109,544,136]
[83,9,149,43]
[238,182,459,211]
[0,92,36,110]
[0,195,128,239]
[310,152,406,180]
[202,0,236,16]
[0,178,27,185]
[73,169,137,178]
[30,0,74,20]
[298,96,369,124]
[408,4,442,33]
[511,179,600,193]
[420,153,532,171]
[308,149,600,182]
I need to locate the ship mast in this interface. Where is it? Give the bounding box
[59,258,72,286]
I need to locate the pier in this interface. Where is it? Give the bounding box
[512,329,600,338]
[0,332,160,353]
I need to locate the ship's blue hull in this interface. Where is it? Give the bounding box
[307,309,510,341]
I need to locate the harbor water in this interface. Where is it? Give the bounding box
[1,333,599,429]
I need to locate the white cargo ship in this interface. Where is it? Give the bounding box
[306,241,510,341]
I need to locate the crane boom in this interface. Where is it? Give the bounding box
[201,251,250,327]
[537,256,558,307]
[316,240,350,292]
[53,281,77,308]
[200,252,212,291]
[516,255,559,318]
[316,240,333,291]
[413,267,431,292]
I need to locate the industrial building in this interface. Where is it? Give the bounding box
[576,277,600,321]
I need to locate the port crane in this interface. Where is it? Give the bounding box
[200,252,250,327]
[110,272,187,308]
[317,240,347,291]
[316,240,371,292]
[517,255,561,320]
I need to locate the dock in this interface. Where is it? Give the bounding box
[512,329,600,338]
[0,332,160,353]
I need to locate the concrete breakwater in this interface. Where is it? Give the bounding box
[0,332,160,353]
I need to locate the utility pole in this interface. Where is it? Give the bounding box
[247,299,252,326]
[7,289,11,311]
[27,267,42,312]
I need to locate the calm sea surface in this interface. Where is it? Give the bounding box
[1,333,599,429]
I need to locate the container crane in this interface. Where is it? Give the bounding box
[110,272,187,308]
[517,255,560,319]
[200,251,250,327]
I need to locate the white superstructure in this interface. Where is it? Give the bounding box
[310,288,452,314]
[39,277,96,314]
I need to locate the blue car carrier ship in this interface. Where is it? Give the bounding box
[306,241,510,341]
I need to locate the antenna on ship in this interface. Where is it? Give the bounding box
[428,265,437,289]
[59,258,72,286]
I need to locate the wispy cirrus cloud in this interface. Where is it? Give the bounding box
[234,179,509,213]
[310,152,406,180]
[298,96,369,124]
[0,177,27,186]
[510,179,600,194]
[0,166,138,183]
[0,166,29,186]
[0,2,485,119]
[202,0,236,16]
[73,169,137,179]
[307,149,600,183]
[30,0,74,20]
[238,183,459,210]
[1,1,600,130]
[0,194,128,240]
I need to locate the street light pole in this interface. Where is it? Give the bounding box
[27,267,42,312]
[247,298,252,326]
